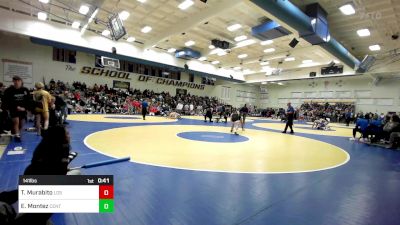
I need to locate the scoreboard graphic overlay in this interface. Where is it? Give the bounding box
[18,175,114,213]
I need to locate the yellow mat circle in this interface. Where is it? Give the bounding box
[253,123,352,137]
[183,115,254,122]
[67,114,177,123]
[85,125,349,173]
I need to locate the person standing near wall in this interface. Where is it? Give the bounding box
[239,104,249,131]
[345,109,352,126]
[282,102,295,134]
[141,98,149,120]
[0,82,7,134]
[3,76,31,142]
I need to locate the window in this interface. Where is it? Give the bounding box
[169,71,181,80]
[201,77,215,85]
[189,73,194,82]
[221,86,230,99]
[94,57,182,80]
[53,47,76,63]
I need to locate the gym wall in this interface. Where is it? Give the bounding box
[265,76,400,113]
[0,33,259,108]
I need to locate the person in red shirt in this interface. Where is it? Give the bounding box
[133,99,140,114]
[74,91,81,101]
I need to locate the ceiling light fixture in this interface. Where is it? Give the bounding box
[209,48,220,55]
[39,0,49,3]
[261,66,272,71]
[243,69,254,74]
[127,37,136,42]
[102,30,110,36]
[260,40,273,45]
[227,23,242,32]
[37,12,47,20]
[238,54,248,59]
[167,48,176,53]
[209,45,215,49]
[235,39,256,48]
[357,28,370,37]
[233,66,241,70]
[369,44,381,51]
[217,50,227,56]
[263,48,275,53]
[339,3,355,15]
[260,61,269,66]
[302,59,313,64]
[198,56,207,61]
[79,5,90,15]
[119,11,130,21]
[185,40,195,46]
[285,57,295,61]
[71,21,80,29]
[141,26,152,33]
[234,35,247,42]
[178,0,194,10]
[211,60,220,65]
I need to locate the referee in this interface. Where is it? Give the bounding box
[141,98,149,120]
[239,104,249,131]
[282,102,295,134]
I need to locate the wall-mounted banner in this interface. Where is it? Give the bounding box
[80,66,205,90]
[3,59,33,83]
[113,80,130,89]
[138,75,205,90]
[81,66,131,80]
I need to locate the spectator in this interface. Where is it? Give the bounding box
[54,91,68,124]
[2,76,31,142]
[382,114,400,139]
[365,114,383,142]
[0,82,9,134]
[351,114,370,141]
[0,125,78,225]
[345,109,352,126]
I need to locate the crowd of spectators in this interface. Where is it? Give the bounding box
[1,78,398,149]
[0,78,230,141]
[47,79,226,116]
[298,102,355,123]
[350,112,400,149]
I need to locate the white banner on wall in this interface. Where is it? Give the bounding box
[291,92,302,98]
[376,98,394,106]
[2,59,33,83]
[305,92,318,98]
[320,91,335,98]
[355,90,371,98]
[357,99,374,105]
[336,91,352,98]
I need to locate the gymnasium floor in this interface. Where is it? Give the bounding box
[1,115,400,225]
